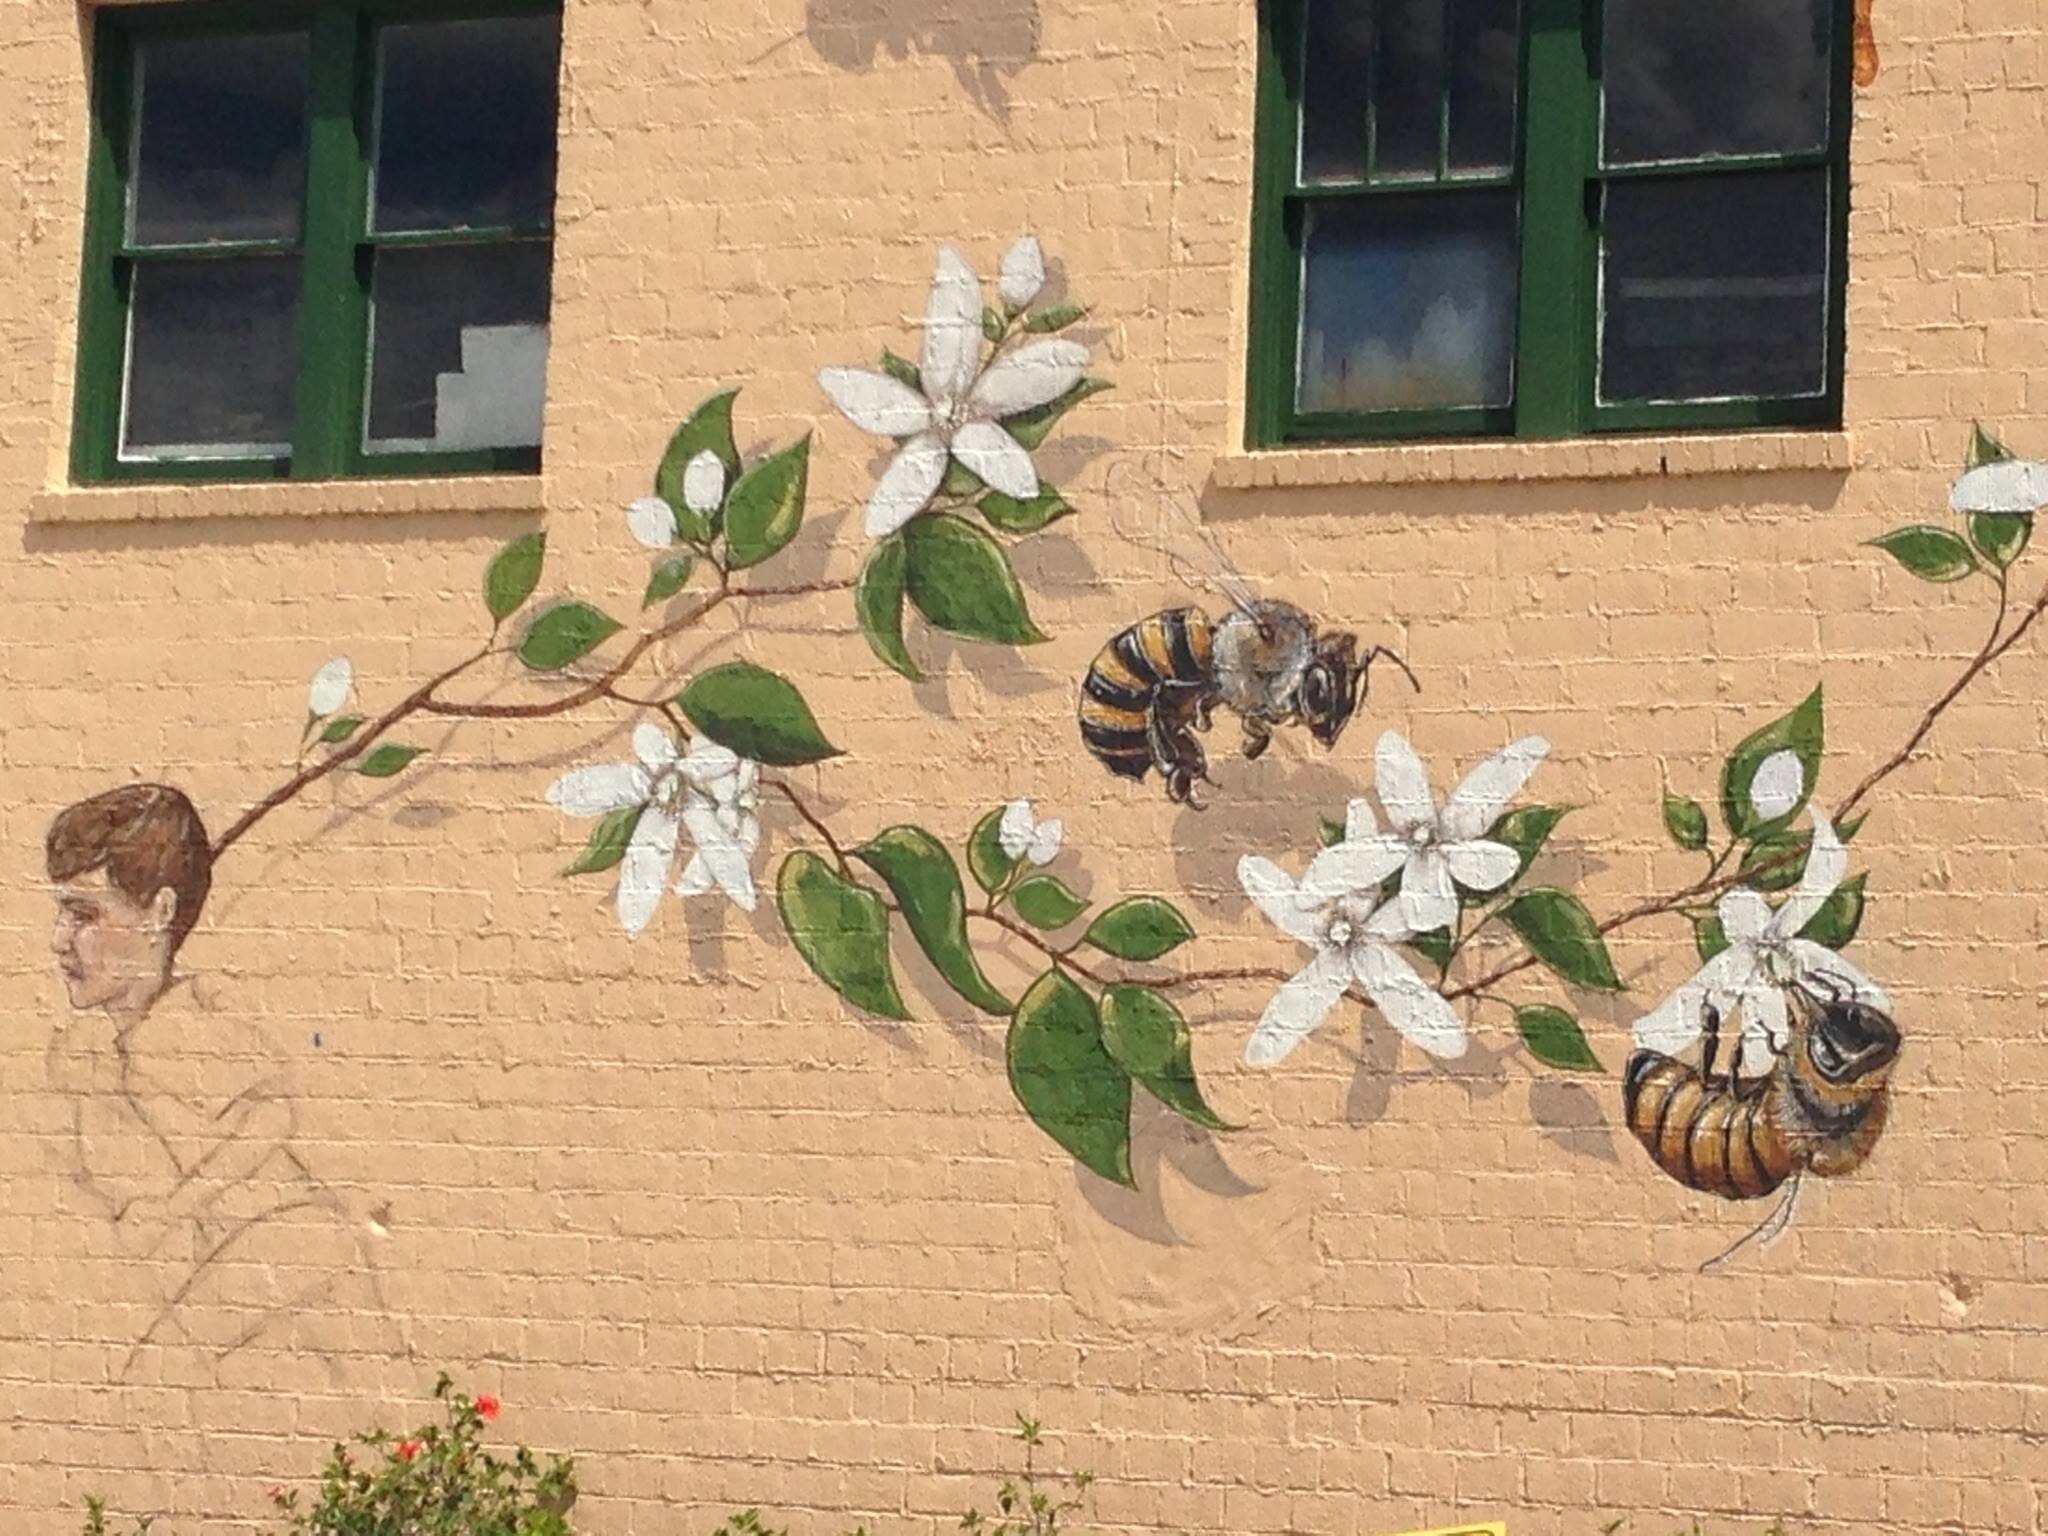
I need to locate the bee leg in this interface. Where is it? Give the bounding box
[1701,1002,1725,1085]
[1193,691,1216,733]
[1150,688,1210,806]
[1241,717,1274,761]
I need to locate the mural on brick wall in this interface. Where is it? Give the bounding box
[48,239,2044,1301]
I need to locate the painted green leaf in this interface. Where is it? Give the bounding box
[1840,810,1868,843]
[1515,1004,1604,1072]
[656,388,740,543]
[777,851,909,1020]
[1487,804,1570,884]
[1099,985,1230,1131]
[1024,303,1087,334]
[879,349,921,389]
[856,535,921,680]
[902,513,1049,645]
[968,807,1020,896]
[564,805,645,876]
[483,531,546,622]
[980,306,1004,342]
[1968,421,2013,469]
[979,486,1072,535]
[1007,969,1133,1186]
[1694,912,1729,963]
[1740,829,1812,892]
[1003,377,1110,450]
[1319,816,1347,849]
[1970,511,2031,570]
[678,661,841,766]
[1869,526,1978,583]
[939,460,984,499]
[356,744,425,778]
[1662,793,1709,851]
[1799,872,1867,949]
[1407,927,1454,973]
[1720,686,1823,840]
[1500,887,1622,992]
[320,714,365,744]
[723,434,811,569]
[518,601,623,672]
[1084,897,1195,961]
[642,555,694,608]
[853,826,1011,1015]
[1012,874,1089,930]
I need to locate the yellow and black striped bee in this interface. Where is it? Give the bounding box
[1624,976,1900,1267]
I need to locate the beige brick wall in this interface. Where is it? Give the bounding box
[4,0,2048,1532]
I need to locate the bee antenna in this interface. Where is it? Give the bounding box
[1361,644,1421,695]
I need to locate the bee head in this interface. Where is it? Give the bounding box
[1789,975,1900,1085]
[1301,633,1361,747]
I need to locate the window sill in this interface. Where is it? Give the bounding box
[1210,430,1856,492]
[25,474,546,526]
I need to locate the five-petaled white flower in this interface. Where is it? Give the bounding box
[998,798,1062,866]
[1749,749,1805,822]
[547,724,762,936]
[998,235,1045,310]
[1951,457,2048,517]
[308,658,352,718]
[818,244,1088,539]
[1238,853,1466,1066]
[627,450,725,548]
[1325,732,1551,934]
[1634,814,1886,1075]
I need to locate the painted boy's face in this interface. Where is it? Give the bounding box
[50,870,174,1015]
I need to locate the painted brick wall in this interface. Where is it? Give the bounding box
[3,0,2047,1532]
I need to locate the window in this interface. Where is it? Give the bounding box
[72,0,562,484]
[1246,0,1852,447]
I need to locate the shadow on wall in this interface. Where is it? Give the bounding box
[802,0,1042,120]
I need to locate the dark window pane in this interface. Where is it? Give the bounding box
[1301,0,1374,184]
[1600,171,1829,403]
[1298,191,1518,413]
[367,244,553,451]
[1373,0,1447,178]
[1603,0,1831,164]
[371,16,562,233]
[122,257,301,458]
[129,32,309,246]
[1448,0,1519,171]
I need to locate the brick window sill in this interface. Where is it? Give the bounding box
[1211,430,1855,492]
[26,474,545,525]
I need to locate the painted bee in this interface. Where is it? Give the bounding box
[1078,479,1415,806]
[1624,974,1901,1269]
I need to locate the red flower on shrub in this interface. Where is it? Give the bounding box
[476,1394,502,1421]
[397,1440,422,1462]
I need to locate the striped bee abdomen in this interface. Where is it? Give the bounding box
[1078,608,1213,781]
[1623,1051,1797,1202]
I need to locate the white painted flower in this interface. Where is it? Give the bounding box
[1336,732,1551,934]
[308,658,352,717]
[627,497,677,549]
[1951,458,2048,516]
[998,798,1062,866]
[1633,815,1887,1075]
[1238,854,1466,1066]
[998,234,1045,309]
[628,450,724,549]
[1749,749,1805,822]
[546,724,762,935]
[818,245,1089,538]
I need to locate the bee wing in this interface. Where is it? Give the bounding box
[1103,457,1262,616]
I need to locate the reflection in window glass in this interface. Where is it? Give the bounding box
[1373,0,1447,178]
[123,257,301,457]
[1300,0,1374,184]
[129,32,309,246]
[366,244,553,451]
[1297,192,1519,413]
[1603,0,1831,164]
[1600,172,1829,403]
[1448,0,1519,172]
[372,16,562,233]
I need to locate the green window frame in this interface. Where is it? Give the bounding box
[71,0,562,486]
[1246,0,1855,448]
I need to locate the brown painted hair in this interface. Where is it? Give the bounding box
[45,784,213,958]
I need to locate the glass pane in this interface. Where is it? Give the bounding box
[1603,0,1831,165]
[1373,0,1447,178]
[366,244,553,452]
[122,256,301,458]
[1301,0,1374,184]
[1297,191,1518,413]
[129,32,309,246]
[372,16,562,234]
[1448,0,1519,171]
[1600,171,1829,403]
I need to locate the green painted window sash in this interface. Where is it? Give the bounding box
[70,0,557,486]
[1246,0,1854,449]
